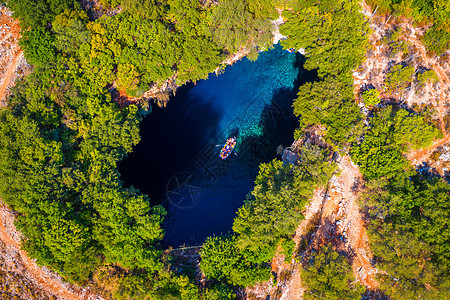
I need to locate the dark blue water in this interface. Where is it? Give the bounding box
[119,44,316,247]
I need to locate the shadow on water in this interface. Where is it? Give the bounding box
[118,84,223,204]
[241,56,318,164]
[119,48,318,247]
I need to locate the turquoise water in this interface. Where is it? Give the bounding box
[188,44,299,146]
[119,44,313,247]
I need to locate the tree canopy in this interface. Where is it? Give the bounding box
[350,106,440,180]
[302,245,365,300]
[280,0,370,78]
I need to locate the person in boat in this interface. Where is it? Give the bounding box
[220,137,236,159]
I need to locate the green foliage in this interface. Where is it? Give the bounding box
[209,0,273,54]
[0,49,165,285]
[175,35,225,83]
[201,284,235,300]
[116,63,140,93]
[360,175,450,299]
[350,108,407,180]
[200,235,272,287]
[280,238,296,262]
[423,24,450,55]
[385,64,415,92]
[121,0,168,19]
[52,9,90,55]
[7,0,79,28]
[350,106,441,180]
[233,160,305,258]
[233,146,335,261]
[392,108,441,150]
[293,77,364,146]
[247,0,278,19]
[280,0,369,77]
[166,0,207,36]
[362,89,381,106]
[19,27,56,66]
[112,268,199,300]
[417,69,439,84]
[90,185,165,271]
[351,106,440,180]
[302,245,365,300]
[298,143,338,186]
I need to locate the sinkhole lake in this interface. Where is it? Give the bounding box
[119,44,316,247]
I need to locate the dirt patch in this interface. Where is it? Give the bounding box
[273,156,379,300]
[355,2,449,117]
[280,188,326,299]
[0,7,30,104]
[304,156,378,289]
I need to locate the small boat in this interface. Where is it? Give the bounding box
[286,48,296,53]
[219,137,237,160]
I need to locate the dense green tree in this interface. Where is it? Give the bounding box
[293,77,364,146]
[19,27,57,67]
[200,235,272,287]
[0,109,100,282]
[423,24,450,55]
[166,0,208,36]
[247,0,278,19]
[209,0,273,54]
[392,108,441,150]
[280,238,296,262]
[302,245,365,300]
[121,0,168,19]
[360,175,450,299]
[7,0,79,28]
[176,35,225,83]
[201,283,235,300]
[351,106,440,180]
[233,146,335,261]
[350,108,409,180]
[116,63,140,92]
[89,185,165,271]
[52,9,91,55]
[0,58,163,284]
[280,0,369,77]
[113,268,199,300]
[362,89,381,106]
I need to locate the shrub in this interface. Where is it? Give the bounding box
[385,65,415,92]
[302,245,365,300]
[362,89,380,106]
[200,235,271,287]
